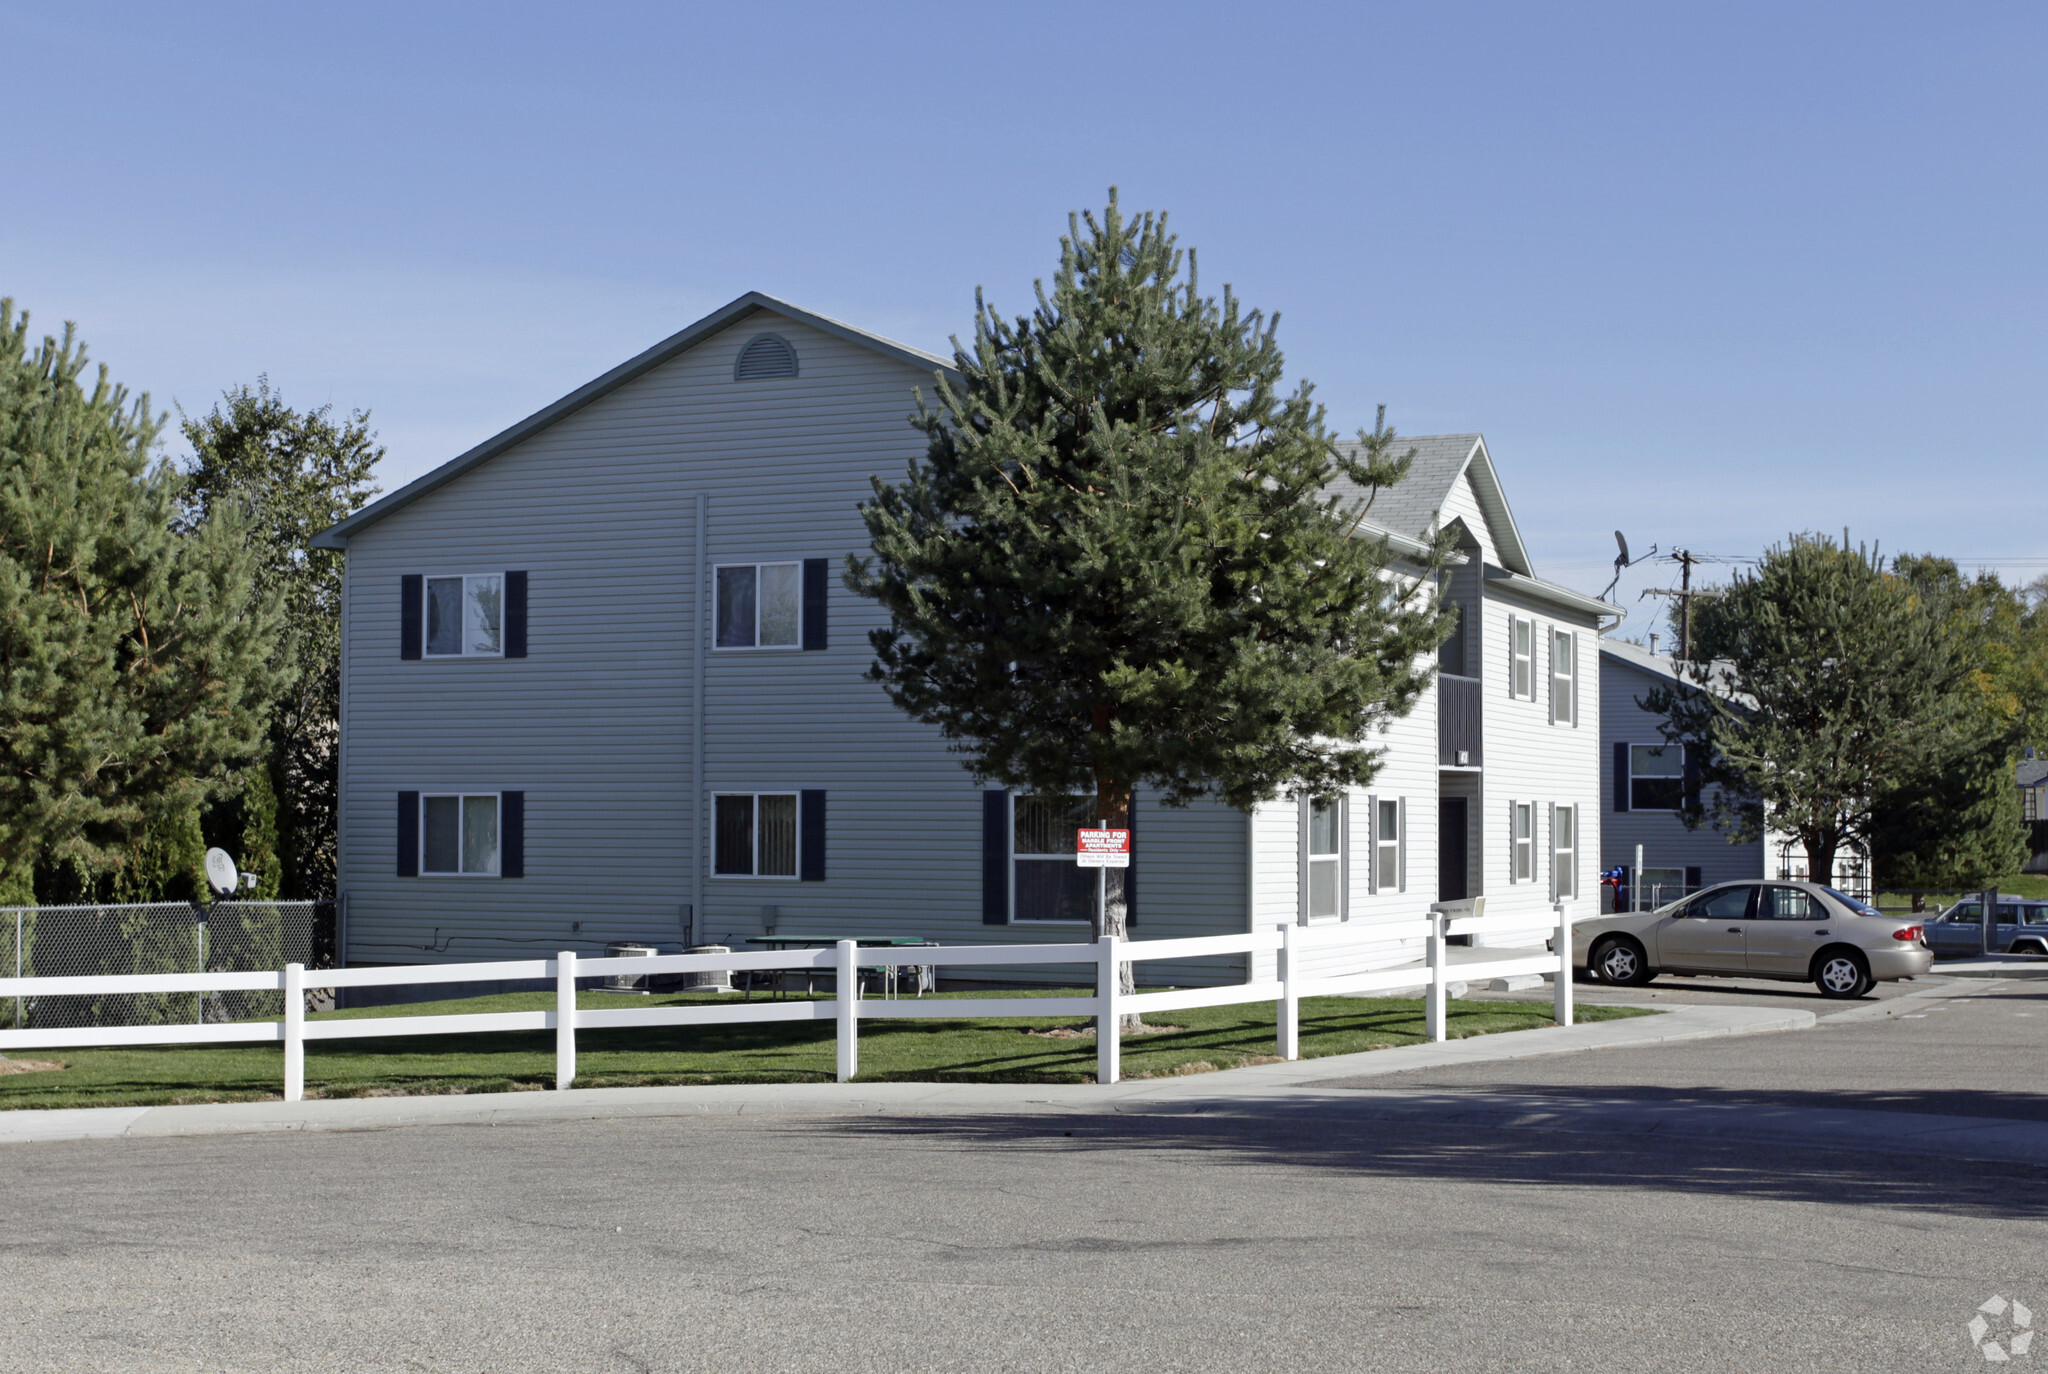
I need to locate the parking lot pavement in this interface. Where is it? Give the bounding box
[3,1095,2044,1373]
[1468,966,1939,1015]
[1343,976,2048,1122]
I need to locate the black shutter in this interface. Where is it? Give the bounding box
[982,789,1008,924]
[1682,745,1702,810]
[1617,864,1632,913]
[1685,865,1703,892]
[396,792,419,876]
[400,575,422,660]
[802,558,828,650]
[800,790,826,881]
[500,791,525,878]
[505,571,528,658]
[1613,741,1630,813]
[1123,797,1136,927]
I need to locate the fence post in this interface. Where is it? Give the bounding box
[1097,934,1121,1085]
[282,962,305,1102]
[835,940,859,1082]
[555,951,577,1091]
[1426,912,1447,1043]
[1277,922,1300,1061]
[1554,904,1574,1027]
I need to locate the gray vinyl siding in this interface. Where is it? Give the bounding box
[1598,650,1761,894]
[336,310,1254,982]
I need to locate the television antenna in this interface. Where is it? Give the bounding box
[1601,531,1658,603]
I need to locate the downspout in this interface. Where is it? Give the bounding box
[691,493,708,946]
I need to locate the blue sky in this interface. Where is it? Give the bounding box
[3,2,2042,625]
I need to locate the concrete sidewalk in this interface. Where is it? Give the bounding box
[0,1000,1809,1146]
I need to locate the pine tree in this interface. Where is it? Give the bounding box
[180,379,381,898]
[1648,534,1980,887]
[849,192,1452,994]
[0,301,285,890]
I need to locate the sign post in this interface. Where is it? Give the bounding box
[1078,824,1132,1023]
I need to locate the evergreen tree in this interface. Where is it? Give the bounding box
[180,379,381,898]
[1867,557,2028,888]
[0,302,285,890]
[849,192,1451,984]
[1648,534,1978,887]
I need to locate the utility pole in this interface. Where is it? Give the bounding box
[1642,549,1707,660]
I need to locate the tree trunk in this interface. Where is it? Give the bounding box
[1804,830,1838,889]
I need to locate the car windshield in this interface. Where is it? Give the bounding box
[1819,887,1883,917]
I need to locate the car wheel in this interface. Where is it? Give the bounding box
[1591,936,1654,987]
[1814,950,1872,999]
[2012,940,2048,958]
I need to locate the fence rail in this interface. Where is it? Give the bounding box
[0,908,1600,1095]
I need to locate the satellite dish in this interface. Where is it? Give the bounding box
[204,848,239,895]
[1614,531,1631,566]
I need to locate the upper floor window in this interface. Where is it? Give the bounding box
[1630,745,1685,810]
[1438,602,1467,677]
[426,574,502,657]
[1013,794,1098,923]
[717,563,802,648]
[1550,630,1575,725]
[1510,615,1534,698]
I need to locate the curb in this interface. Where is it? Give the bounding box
[0,1003,1807,1147]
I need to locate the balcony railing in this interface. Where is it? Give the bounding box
[1439,672,1482,767]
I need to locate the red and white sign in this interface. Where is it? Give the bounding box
[1075,828,1131,868]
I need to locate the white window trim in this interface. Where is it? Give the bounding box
[1551,802,1577,901]
[1509,614,1534,700]
[1299,794,1348,924]
[713,562,805,652]
[422,573,506,659]
[1367,795,1405,895]
[711,791,802,879]
[1629,743,1687,812]
[1010,793,1099,925]
[419,791,501,877]
[1510,800,1532,885]
[1550,628,1575,726]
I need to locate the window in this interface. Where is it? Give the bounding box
[1512,802,1533,882]
[716,564,802,649]
[1510,616,1533,698]
[1305,797,1343,919]
[1012,795,1098,922]
[1685,885,1755,921]
[1629,745,1685,810]
[1761,885,1825,920]
[421,794,499,875]
[1375,798,1400,892]
[714,793,798,876]
[1552,805,1576,899]
[2027,788,2042,822]
[1550,630,1575,725]
[1438,602,1466,677]
[1636,866,1686,909]
[424,575,502,657]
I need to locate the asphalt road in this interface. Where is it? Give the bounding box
[3,979,2044,1373]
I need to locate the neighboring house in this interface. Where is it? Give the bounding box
[313,292,1615,983]
[2017,751,2048,875]
[1598,637,1868,907]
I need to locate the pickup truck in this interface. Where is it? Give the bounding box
[1922,897,2048,958]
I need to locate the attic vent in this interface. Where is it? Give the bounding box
[733,333,799,381]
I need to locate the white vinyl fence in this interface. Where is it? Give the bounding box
[0,909,1593,1099]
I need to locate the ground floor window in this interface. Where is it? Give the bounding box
[1637,866,1685,909]
[715,793,798,876]
[1306,797,1343,919]
[422,794,499,875]
[1512,802,1533,881]
[1552,805,1576,899]
[1013,795,1098,922]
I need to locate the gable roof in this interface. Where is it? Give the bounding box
[1599,635,1685,687]
[1329,432,1535,577]
[312,291,956,548]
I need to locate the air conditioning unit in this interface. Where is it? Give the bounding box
[683,945,734,994]
[603,942,659,994]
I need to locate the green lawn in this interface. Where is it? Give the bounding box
[0,987,1654,1110]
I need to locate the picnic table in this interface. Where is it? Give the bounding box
[740,937,936,999]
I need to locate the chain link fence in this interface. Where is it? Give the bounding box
[1,901,333,1031]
